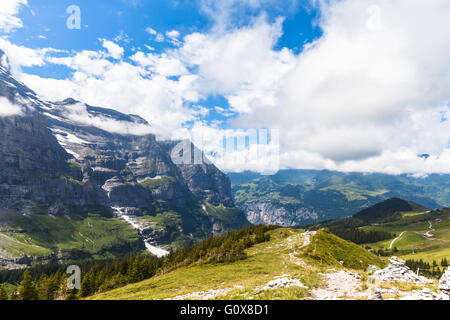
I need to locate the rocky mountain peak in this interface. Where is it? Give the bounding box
[0,49,247,256]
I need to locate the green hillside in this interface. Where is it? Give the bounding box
[303,230,385,270]
[0,212,142,261]
[363,208,450,263]
[310,199,450,266]
[354,198,427,223]
[88,228,385,300]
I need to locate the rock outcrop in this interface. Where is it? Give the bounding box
[245,202,319,227]
[254,276,307,294]
[439,267,450,296]
[400,288,449,300]
[371,257,434,284]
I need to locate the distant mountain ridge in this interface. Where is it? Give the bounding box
[354,198,427,223]
[229,170,450,226]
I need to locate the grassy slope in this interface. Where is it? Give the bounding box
[364,209,450,262]
[0,213,140,259]
[89,229,385,300]
[303,230,385,270]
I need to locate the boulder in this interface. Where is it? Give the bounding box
[400,288,449,300]
[438,267,450,296]
[372,256,434,284]
[254,277,307,294]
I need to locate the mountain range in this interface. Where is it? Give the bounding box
[229,169,450,226]
[0,49,248,269]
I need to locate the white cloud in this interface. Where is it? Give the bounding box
[17,43,199,138]
[131,52,188,77]
[101,39,124,60]
[199,0,299,32]
[166,30,180,39]
[0,0,27,33]
[2,0,450,175]
[178,16,296,113]
[226,0,450,174]
[155,34,165,42]
[146,27,165,42]
[0,97,22,116]
[145,27,157,35]
[0,38,47,75]
[60,102,152,135]
[46,50,113,77]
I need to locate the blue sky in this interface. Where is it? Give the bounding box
[7,0,322,127]
[10,1,320,77]
[1,0,449,174]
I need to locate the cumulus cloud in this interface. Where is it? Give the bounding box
[199,0,299,32]
[178,16,296,113]
[166,30,180,39]
[146,27,165,42]
[0,38,48,75]
[0,97,22,116]
[101,39,124,60]
[0,0,27,33]
[131,51,188,77]
[145,27,157,35]
[228,0,450,174]
[2,0,449,175]
[46,50,113,76]
[6,37,200,137]
[61,102,153,135]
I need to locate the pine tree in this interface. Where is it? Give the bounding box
[0,285,8,300]
[81,273,93,297]
[37,274,49,300]
[37,274,59,300]
[18,270,38,300]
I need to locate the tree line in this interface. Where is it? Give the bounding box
[330,227,393,244]
[405,258,448,279]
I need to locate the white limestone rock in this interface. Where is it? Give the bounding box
[372,257,434,284]
[438,267,450,295]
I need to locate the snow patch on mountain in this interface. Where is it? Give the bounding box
[113,207,169,258]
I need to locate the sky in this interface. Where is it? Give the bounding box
[0,0,449,175]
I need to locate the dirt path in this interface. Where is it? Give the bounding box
[423,221,435,239]
[285,231,315,268]
[309,271,367,300]
[389,231,406,249]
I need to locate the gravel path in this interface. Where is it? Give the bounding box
[310,271,367,300]
[423,221,435,239]
[389,231,406,249]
